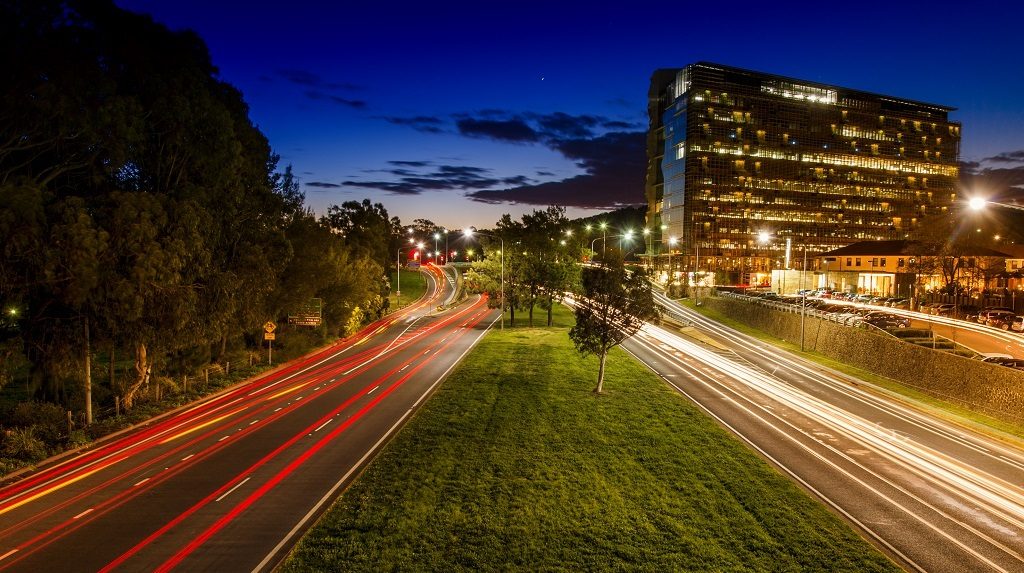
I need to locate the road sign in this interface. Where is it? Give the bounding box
[263,321,276,333]
[264,332,275,340]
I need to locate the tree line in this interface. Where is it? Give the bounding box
[0,1,403,419]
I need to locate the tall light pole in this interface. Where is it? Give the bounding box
[396,246,403,309]
[643,228,651,268]
[600,222,608,255]
[433,232,441,264]
[465,228,504,330]
[760,231,808,351]
[591,234,630,259]
[667,236,678,292]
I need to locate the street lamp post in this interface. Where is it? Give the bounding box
[396,247,403,309]
[760,231,808,351]
[465,228,504,330]
[591,234,632,260]
[433,232,440,264]
[667,236,678,293]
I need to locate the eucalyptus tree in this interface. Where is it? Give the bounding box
[569,251,657,393]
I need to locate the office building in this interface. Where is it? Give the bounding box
[645,62,961,284]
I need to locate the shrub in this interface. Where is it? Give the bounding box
[2,426,49,462]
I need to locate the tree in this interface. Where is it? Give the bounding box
[568,251,657,393]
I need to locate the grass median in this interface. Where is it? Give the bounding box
[281,304,897,572]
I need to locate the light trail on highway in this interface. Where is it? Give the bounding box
[626,292,1024,573]
[0,264,501,572]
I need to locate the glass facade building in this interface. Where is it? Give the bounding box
[645,62,961,284]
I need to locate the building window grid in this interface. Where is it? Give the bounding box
[651,64,959,273]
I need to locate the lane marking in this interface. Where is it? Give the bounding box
[134,478,150,486]
[215,477,251,503]
[73,508,94,519]
[0,465,106,517]
[0,550,18,561]
[158,409,245,445]
[181,454,194,461]
[218,436,230,442]
[368,385,380,395]
[314,420,332,433]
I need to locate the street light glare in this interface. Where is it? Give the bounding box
[463,228,474,237]
[758,231,771,243]
[669,236,678,245]
[968,197,986,211]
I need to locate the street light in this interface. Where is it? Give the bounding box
[464,228,504,330]
[667,236,678,291]
[760,231,808,351]
[396,247,402,308]
[643,228,651,268]
[590,233,632,259]
[599,222,608,255]
[433,232,441,264]
[968,196,1024,212]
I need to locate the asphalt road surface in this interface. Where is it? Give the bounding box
[629,293,1024,573]
[0,264,498,572]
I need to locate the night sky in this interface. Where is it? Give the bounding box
[116,0,1024,229]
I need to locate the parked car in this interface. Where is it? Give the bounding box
[979,356,1024,371]
[888,298,910,309]
[978,308,1015,325]
[1010,316,1024,333]
[984,311,1017,330]
[861,311,910,328]
[957,305,981,321]
[930,303,955,316]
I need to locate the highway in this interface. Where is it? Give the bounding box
[626,292,1024,573]
[0,264,498,572]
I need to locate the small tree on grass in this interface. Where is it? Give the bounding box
[569,251,657,393]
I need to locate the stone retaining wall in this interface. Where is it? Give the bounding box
[703,296,1024,425]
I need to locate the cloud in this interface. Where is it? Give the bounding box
[364,110,646,208]
[466,131,646,209]
[377,116,446,133]
[529,111,603,139]
[343,164,534,196]
[388,160,432,168]
[984,150,1024,164]
[606,97,639,109]
[304,90,367,109]
[306,181,342,188]
[276,68,362,91]
[456,118,540,143]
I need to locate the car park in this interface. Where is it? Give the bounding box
[888,298,910,309]
[930,303,955,316]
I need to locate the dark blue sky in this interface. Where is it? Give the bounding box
[118,0,1024,228]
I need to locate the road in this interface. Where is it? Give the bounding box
[906,316,1024,358]
[0,264,498,572]
[626,292,1024,573]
